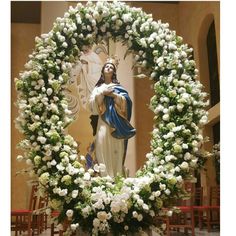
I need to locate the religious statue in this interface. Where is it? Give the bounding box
[88,59,136,177]
[70,45,103,110]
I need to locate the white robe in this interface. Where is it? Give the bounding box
[88,83,126,177]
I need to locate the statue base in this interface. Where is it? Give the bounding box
[76,228,153,236]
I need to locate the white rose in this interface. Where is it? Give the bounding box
[167,210,173,217]
[181,74,189,80]
[168,42,177,50]
[199,115,208,125]
[180,161,189,170]
[99,164,106,172]
[143,204,149,211]
[59,189,68,196]
[137,199,144,205]
[173,144,182,153]
[165,155,173,162]
[181,51,187,58]
[151,72,157,78]
[39,172,49,185]
[154,191,161,197]
[191,159,198,167]
[137,214,143,221]
[132,211,138,218]
[165,189,171,195]
[192,140,199,147]
[184,152,191,160]
[104,197,111,205]
[46,88,53,96]
[175,166,180,172]
[62,42,68,48]
[93,164,100,172]
[83,172,91,181]
[167,132,174,138]
[78,167,85,174]
[97,211,108,222]
[88,168,95,175]
[163,108,169,114]
[93,218,100,228]
[37,136,47,144]
[149,195,155,201]
[176,175,183,182]
[82,206,91,217]
[71,223,79,231]
[66,209,74,218]
[162,114,170,121]
[177,103,184,112]
[17,155,24,162]
[111,202,120,213]
[146,153,153,159]
[159,183,166,190]
[72,190,78,198]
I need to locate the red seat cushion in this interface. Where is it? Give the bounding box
[51,211,60,217]
[178,206,193,212]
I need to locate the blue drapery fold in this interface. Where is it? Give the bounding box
[101,85,136,140]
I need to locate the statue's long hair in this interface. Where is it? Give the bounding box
[95,62,120,87]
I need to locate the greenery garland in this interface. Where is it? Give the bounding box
[15,1,208,235]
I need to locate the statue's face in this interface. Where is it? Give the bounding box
[81,45,91,54]
[103,63,115,77]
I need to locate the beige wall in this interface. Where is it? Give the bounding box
[178,1,220,193]
[178,1,220,96]
[11,23,41,209]
[41,1,68,34]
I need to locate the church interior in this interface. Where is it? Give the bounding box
[11,1,220,236]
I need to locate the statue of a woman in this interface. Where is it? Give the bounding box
[70,45,103,110]
[88,60,136,177]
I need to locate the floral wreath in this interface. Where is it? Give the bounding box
[15,1,208,235]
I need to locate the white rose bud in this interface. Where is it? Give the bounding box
[46,88,53,96]
[66,209,74,218]
[132,211,138,218]
[162,114,170,121]
[72,190,78,198]
[180,161,189,170]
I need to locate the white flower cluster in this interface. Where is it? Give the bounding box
[212,142,220,163]
[212,142,220,184]
[15,1,208,235]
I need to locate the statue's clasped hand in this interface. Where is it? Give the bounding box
[103,87,115,97]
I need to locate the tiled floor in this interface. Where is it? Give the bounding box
[12,227,220,236]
